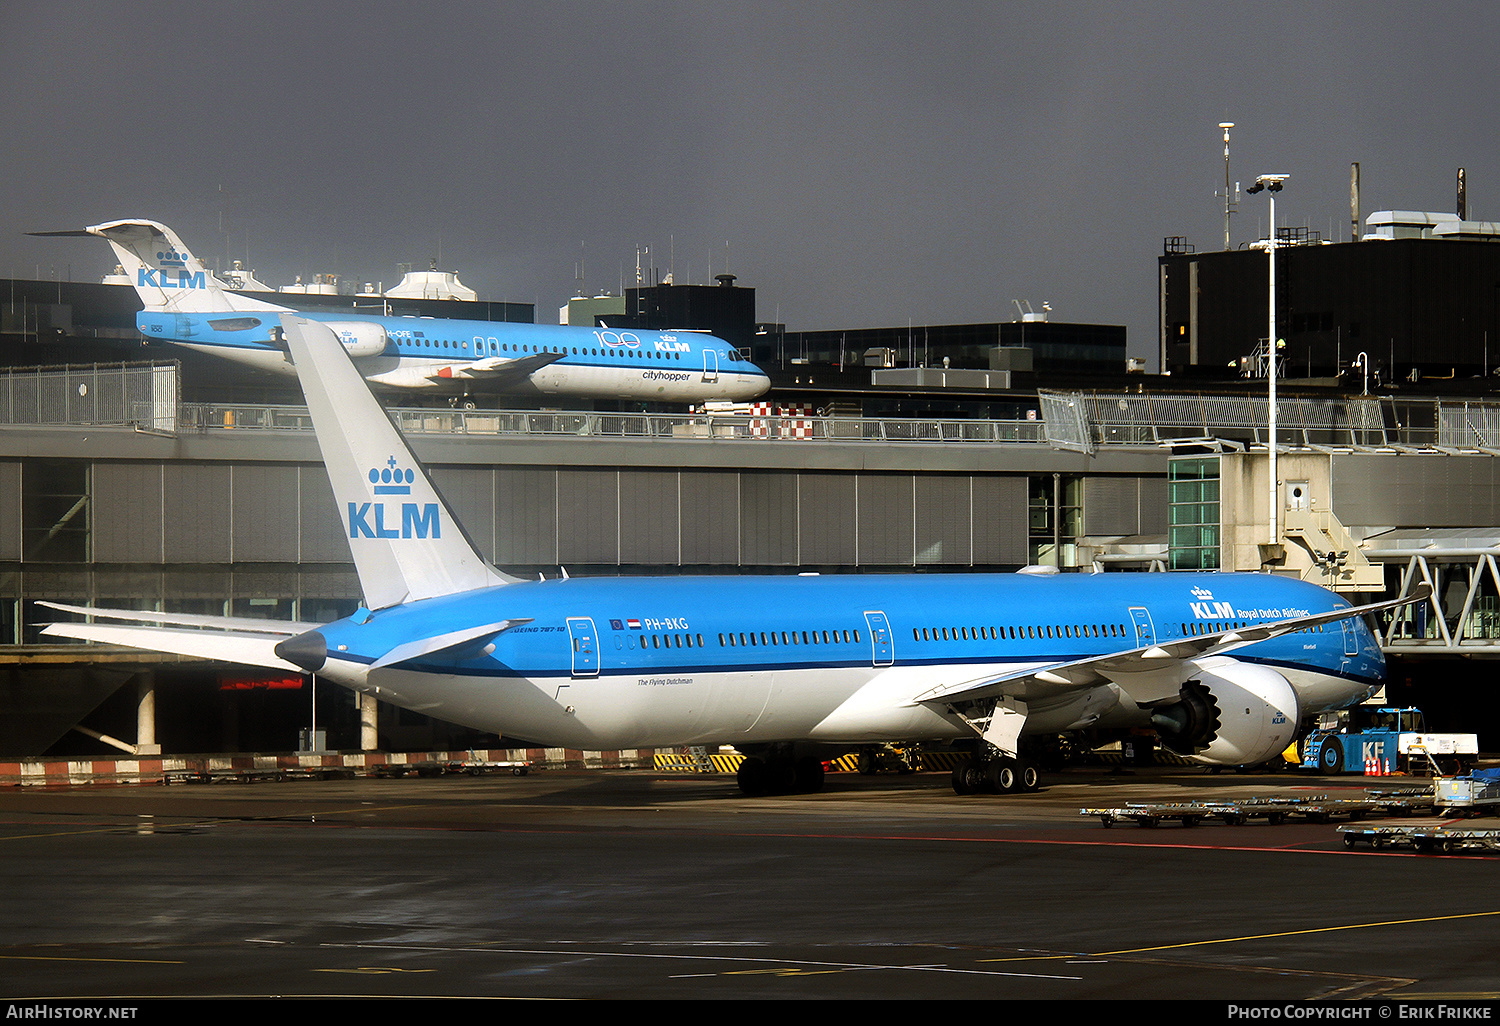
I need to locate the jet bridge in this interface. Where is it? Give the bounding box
[1364,529,1500,656]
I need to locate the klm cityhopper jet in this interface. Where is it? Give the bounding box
[34,219,770,403]
[41,315,1423,796]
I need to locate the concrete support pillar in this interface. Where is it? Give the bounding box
[359,691,379,751]
[136,671,161,756]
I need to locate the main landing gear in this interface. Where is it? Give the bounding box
[951,754,1040,795]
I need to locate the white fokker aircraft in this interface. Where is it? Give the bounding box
[32,219,770,402]
[41,315,1424,795]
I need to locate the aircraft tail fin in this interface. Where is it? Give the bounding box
[280,314,517,609]
[66,220,287,313]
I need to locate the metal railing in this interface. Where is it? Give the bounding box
[180,403,1051,443]
[20,362,1500,453]
[0,362,179,433]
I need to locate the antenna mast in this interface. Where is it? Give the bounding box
[1219,122,1237,250]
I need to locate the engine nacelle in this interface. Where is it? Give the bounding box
[321,321,390,358]
[1150,661,1300,766]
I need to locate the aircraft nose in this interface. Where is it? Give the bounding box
[275,629,327,672]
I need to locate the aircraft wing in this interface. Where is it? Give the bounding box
[914,583,1431,708]
[427,351,564,386]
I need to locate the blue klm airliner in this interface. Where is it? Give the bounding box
[33,219,770,403]
[40,314,1423,795]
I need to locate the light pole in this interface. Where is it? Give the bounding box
[1246,174,1289,556]
[1219,122,1235,250]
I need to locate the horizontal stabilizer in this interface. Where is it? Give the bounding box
[370,618,534,670]
[38,601,319,636]
[916,583,1431,708]
[40,622,304,672]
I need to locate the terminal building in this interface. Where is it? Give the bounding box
[1159,208,1500,384]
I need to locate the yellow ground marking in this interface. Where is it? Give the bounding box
[724,967,848,977]
[981,909,1500,962]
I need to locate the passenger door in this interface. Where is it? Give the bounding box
[864,610,894,667]
[567,617,599,678]
[1128,606,1156,647]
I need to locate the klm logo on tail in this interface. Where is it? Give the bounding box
[348,459,440,539]
[138,268,208,290]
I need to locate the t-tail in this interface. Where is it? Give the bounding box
[279,314,516,609]
[31,219,288,314]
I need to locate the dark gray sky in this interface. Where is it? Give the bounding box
[5,1,1499,363]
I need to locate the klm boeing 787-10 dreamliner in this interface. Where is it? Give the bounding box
[31,219,770,403]
[40,314,1423,795]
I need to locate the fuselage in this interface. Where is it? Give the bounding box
[137,310,771,402]
[308,571,1384,750]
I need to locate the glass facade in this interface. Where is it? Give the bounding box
[1168,456,1220,569]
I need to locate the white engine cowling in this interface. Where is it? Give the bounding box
[322,321,390,358]
[1150,661,1300,766]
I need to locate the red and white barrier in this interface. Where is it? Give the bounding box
[749,402,816,439]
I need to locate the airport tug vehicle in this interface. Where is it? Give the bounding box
[1300,705,1477,776]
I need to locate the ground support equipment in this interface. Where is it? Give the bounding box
[1081,789,1435,828]
[1338,824,1500,853]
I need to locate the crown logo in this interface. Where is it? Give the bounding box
[368,456,413,494]
[1190,586,1214,600]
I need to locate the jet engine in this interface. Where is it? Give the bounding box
[1149,661,1300,766]
[322,321,390,358]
